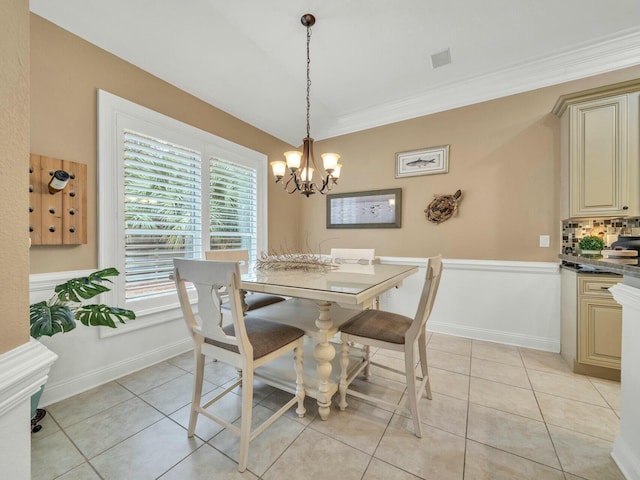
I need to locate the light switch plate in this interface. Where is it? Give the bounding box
[539,235,550,248]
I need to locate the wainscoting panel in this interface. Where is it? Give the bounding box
[30,270,192,406]
[31,258,561,405]
[379,257,561,352]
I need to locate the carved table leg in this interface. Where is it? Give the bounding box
[314,301,336,420]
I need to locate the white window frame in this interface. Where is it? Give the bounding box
[98,90,268,332]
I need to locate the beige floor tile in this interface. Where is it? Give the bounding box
[165,350,196,372]
[375,415,465,479]
[589,377,621,410]
[413,391,468,437]
[159,443,258,479]
[464,440,565,480]
[209,404,305,476]
[428,333,472,357]
[342,372,407,414]
[429,367,470,400]
[31,430,85,480]
[117,361,187,395]
[262,428,370,480]
[170,386,244,441]
[56,463,101,480]
[363,458,422,480]
[91,418,203,480]
[528,369,608,407]
[548,425,626,480]
[519,348,572,375]
[65,396,164,458]
[310,397,392,454]
[536,392,620,441]
[202,358,244,387]
[470,356,530,388]
[471,340,523,366]
[259,387,319,425]
[427,348,471,375]
[469,377,542,421]
[46,381,134,427]
[467,403,560,469]
[140,372,216,415]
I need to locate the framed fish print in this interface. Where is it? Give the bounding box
[395,145,449,178]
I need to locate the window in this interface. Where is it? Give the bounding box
[98,90,267,321]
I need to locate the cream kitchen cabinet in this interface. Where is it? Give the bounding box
[561,268,622,380]
[554,81,640,218]
[577,275,622,371]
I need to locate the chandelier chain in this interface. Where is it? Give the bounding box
[306,26,312,139]
[270,14,340,197]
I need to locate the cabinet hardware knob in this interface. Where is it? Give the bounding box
[622,206,629,210]
[600,287,611,290]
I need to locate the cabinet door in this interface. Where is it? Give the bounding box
[570,95,629,217]
[578,296,622,369]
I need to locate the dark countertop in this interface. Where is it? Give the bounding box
[559,254,640,278]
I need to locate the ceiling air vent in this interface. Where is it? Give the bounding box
[430,48,451,69]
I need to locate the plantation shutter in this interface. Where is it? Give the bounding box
[209,157,258,262]
[124,130,202,299]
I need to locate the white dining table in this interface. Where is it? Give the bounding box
[240,262,418,420]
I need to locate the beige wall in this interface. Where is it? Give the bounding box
[0,0,30,353]
[30,14,300,274]
[28,13,640,271]
[304,66,640,262]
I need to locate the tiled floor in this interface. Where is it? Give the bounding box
[31,333,626,479]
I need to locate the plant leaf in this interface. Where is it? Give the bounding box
[75,304,136,328]
[54,268,120,303]
[30,302,76,338]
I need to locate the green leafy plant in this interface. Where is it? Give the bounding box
[578,235,604,252]
[30,268,136,338]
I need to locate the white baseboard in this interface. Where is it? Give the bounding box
[40,338,192,407]
[428,321,560,352]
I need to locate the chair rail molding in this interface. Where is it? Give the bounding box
[379,257,561,351]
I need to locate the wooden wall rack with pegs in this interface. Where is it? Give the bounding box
[29,154,87,245]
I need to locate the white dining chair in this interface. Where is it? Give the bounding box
[205,249,286,312]
[173,258,305,472]
[337,255,443,437]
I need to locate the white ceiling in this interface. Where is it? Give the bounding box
[30,0,640,145]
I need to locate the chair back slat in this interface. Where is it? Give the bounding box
[408,255,443,338]
[174,258,251,358]
[206,249,250,273]
[330,248,376,265]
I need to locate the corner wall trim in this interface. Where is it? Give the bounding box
[0,339,57,416]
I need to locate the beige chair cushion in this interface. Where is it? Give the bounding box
[207,316,304,360]
[340,309,412,344]
[221,292,286,312]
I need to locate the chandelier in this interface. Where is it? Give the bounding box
[270,14,342,197]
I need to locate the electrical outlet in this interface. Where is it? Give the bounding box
[539,235,550,248]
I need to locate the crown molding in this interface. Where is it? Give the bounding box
[319,28,640,140]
